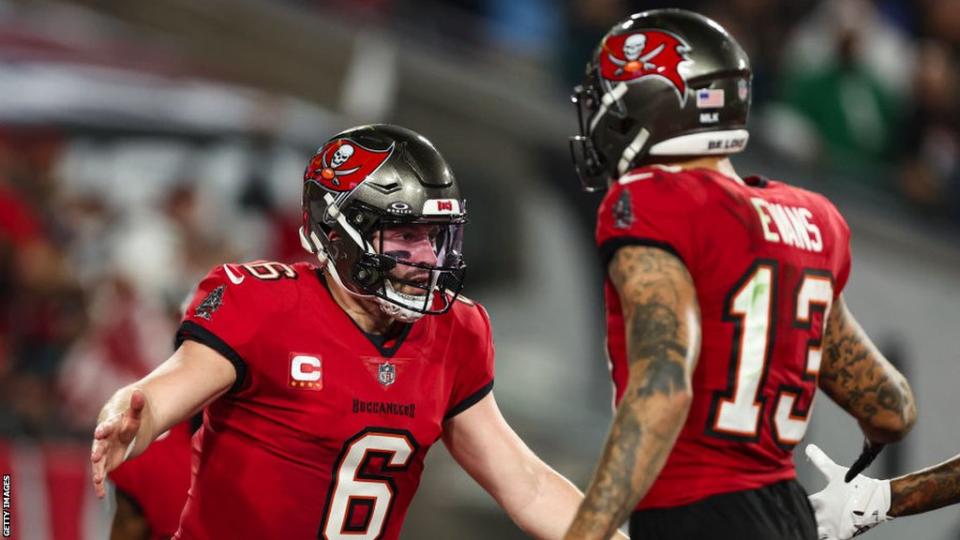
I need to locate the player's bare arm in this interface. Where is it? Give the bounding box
[564,245,700,540]
[443,393,628,540]
[91,340,235,498]
[817,296,916,443]
[889,453,960,517]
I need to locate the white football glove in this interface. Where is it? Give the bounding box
[806,444,892,540]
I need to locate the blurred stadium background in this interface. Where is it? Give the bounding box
[0,0,958,538]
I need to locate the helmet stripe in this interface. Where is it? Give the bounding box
[323,193,374,252]
[617,128,651,175]
[588,82,629,134]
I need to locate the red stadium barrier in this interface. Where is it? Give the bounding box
[0,440,109,540]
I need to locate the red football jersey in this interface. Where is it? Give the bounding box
[109,421,194,540]
[172,261,494,540]
[596,165,851,509]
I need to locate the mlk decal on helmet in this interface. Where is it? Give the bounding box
[599,30,692,104]
[304,138,394,192]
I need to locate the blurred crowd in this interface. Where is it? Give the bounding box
[1,0,958,444]
[0,130,309,440]
[338,0,960,218]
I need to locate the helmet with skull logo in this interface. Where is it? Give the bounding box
[570,9,752,191]
[300,124,467,322]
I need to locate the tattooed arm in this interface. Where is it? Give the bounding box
[889,454,960,517]
[564,246,700,540]
[817,295,916,444]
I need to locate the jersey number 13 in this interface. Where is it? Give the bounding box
[707,260,833,449]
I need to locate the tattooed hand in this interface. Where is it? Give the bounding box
[564,245,700,540]
[817,296,916,444]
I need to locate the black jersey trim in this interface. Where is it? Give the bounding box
[175,321,248,393]
[599,237,685,269]
[364,323,413,358]
[315,269,414,358]
[444,380,494,420]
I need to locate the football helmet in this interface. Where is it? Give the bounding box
[570,9,752,191]
[300,124,467,322]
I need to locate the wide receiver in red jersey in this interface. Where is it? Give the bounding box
[562,9,917,540]
[90,125,627,540]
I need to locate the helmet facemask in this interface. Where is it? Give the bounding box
[361,216,466,322]
[302,184,466,322]
[569,73,611,192]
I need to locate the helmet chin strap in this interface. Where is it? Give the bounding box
[377,281,427,323]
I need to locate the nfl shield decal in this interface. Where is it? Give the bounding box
[362,357,410,389]
[378,362,396,387]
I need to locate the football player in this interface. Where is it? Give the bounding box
[806,444,960,539]
[90,124,626,540]
[107,416,200,540]
[561,9,917,540]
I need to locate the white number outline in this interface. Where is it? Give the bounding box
[771,270,833,447]
[707,262,834,448]
[241,261,298,280]
[319,428,419,540]
[707,260,778,440]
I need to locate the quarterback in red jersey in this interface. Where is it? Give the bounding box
[91,124,626,540]
[563,9,917,540]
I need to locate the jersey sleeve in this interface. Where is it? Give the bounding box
[596,171,700,271]
[815,195,853,297]
[176,264,265,393]
[444,303,496,420]
[831,208,852,297]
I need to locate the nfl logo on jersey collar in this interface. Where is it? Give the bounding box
[378,362,396,387]
[363,357,410,389]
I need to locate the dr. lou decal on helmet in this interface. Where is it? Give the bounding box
[300,124,467,322]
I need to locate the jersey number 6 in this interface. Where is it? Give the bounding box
[319,428,419,540]
[707,260,833,449]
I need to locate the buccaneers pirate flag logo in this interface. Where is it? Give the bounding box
[304,138,394,192]
[598,30,692,104]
